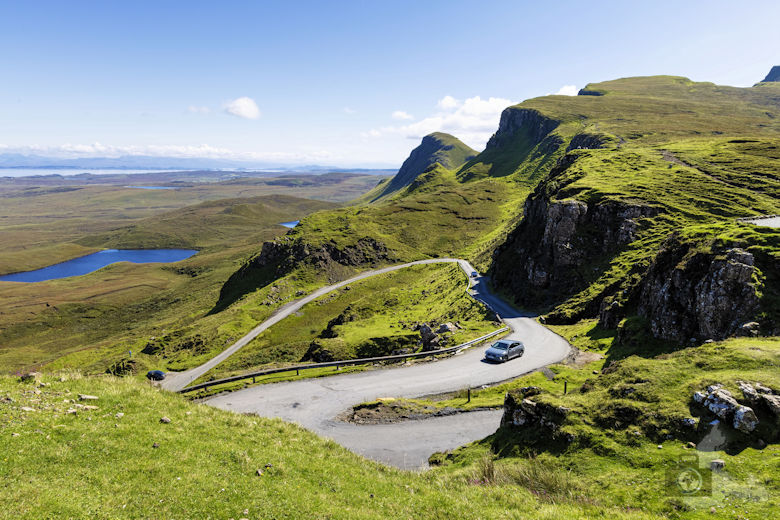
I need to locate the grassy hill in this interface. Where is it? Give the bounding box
[362,132,477,202]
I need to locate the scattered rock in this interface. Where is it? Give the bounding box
[20,406,36,412]
[160,416,171,424]
[115,412,124,419]
[152,442,159,449]
[11,433,20,437]
[19,372,42,383]
[256,469,264,476]
[657,445,663,449]
[66,409,78,415]
[80,405,99,411]
[78,394,98,401]
[710,459,726,471]
[436,322,457,334]
[686,442,697,449]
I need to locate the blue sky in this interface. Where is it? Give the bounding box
[1,1,779,167]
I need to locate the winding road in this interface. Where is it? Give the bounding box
[165,258,571,469]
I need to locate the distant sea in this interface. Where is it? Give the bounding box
[0,168,181,178]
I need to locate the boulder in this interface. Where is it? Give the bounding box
[419,324,441,351]
[733,406,758,433]
[19,372,42,383]
[737,381,761,406]
[710,459,726,471]
[704,389,739,420]
[78,394,99,401]
[436,322,457,334]
[738,321,760,337]
[761,394,780,415]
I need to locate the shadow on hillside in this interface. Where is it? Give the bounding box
[207,263,277,315]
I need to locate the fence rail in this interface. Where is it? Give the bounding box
[178,326,509,394]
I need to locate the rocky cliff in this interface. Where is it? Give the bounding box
[636,238,762,342]
[491,149,658,320]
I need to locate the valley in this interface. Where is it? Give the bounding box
[2,70,780,519]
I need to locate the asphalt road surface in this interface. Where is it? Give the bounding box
[199,259,571,469]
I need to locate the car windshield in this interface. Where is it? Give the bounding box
[491,342,509,350]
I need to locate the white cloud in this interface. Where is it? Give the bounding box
[0,142,339,163]
[391,110,414,120]
[224,96,261,120]
[365,95,515,150]
[553,85,578,96]
[343,107,356,115]
[187,105,210,114]
[437,95,460,110]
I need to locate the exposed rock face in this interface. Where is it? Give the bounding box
[220,235,393,303]
[485,108,560,150]
[492,157,658,318]
[501,388,570,432]
[302,340,335,363]
[638,240,760,342]
[254,235,391,274]
[761,66,780,83]
[566,133,608,152]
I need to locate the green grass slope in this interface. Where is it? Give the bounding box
[0,373,660,519]
[194,263,499,384]
[430,326,780,519]
[363,132,477,202]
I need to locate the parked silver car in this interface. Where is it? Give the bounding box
[484,339,524,363]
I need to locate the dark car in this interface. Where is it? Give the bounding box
[484,340,525,363]
[146,370,166,381]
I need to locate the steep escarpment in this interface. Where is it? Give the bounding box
[371,132,476,200]
[457,108,564,181]
[632,230,779,341]
[491,150,659,319]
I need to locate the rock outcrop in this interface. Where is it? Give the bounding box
[691,383,775,434]
[638,238,760,342]
[217,235,393,308]
[484,108,560,150]
[501,387,570,433]
[492,154,658,319]
[760,66,780,83]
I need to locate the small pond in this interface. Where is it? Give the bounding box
[0,249,198,283]
[279,220,300,229]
